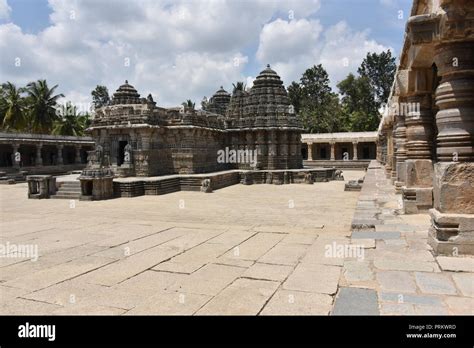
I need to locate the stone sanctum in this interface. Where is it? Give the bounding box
[89,65,302,178]
[378,0,474,255]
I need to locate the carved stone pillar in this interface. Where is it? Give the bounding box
[12,143,20,168]
[35,144,43,166]
[352,141,358,160]
[429,37,474,255]
[402,68,435,213]
[385,129,394,178]
[57,144,63,165]
[330,141,335,161]
[394,105,408,193]
[75,145,82,164]
[279,132,288,169]
[307,142,313,161]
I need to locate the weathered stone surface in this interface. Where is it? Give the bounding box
[352,231,401,240]
[243,263,293,282]
[261,290,333,315]
[258,243,308,266]
[196,278,279,315]
[170,264,245,296]
[126,291,212,315]
[331,287,379,315]
[283,264,341,295]
[436,256,474,273]
[343,261,374,282]
[415,272,457,295]
[378,292,444,306]
[376,271,417,293]
[451,273,473,297]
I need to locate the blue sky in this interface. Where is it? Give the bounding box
[0,0,412,107]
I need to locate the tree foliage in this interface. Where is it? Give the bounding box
[288,50,396,133]
[0,80,89,136]
[91,85,110,109]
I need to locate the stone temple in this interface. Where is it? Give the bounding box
[89,65,303,177]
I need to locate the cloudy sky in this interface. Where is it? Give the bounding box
[0,0,411,109]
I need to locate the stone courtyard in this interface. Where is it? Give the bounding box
[1,166,472,315]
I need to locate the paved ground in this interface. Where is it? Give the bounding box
[337,163,473,315]
[0,167,472,315]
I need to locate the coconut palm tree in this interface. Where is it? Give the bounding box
[232,81,246,94]
[181,99,195,110]
[26,80,64,134]
[1,82,27,131]
[52,102,90,136]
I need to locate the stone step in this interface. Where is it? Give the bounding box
[51,192,81,199]
[57,187,81,192]
[60,182,80,187]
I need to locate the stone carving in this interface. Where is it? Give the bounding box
[334,170,345,181]
[304,172,313,184]
[200,178,212,193]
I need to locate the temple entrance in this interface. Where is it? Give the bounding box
[118,141,128,166]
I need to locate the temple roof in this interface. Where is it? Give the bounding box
[110,80,141,105]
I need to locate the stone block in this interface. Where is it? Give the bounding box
[428,208,474,256]
[404,159,433,188]
[331,287,379,315]
[433,162,474,214]
[415,272,457,295]
[260,290,333,315]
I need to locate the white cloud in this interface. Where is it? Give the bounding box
[256,19,391,90]
[0,0,11,20]
[0,0,391,107]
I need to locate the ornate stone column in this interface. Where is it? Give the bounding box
[352,141,358,160]
[57,144,63,165]
[401,67,435,213]
[429,37,474,255]
[12,143,20,168]
[330,141,335,160]
[393,94,408,193]
[307,142,313,161]
[35,143,43,166]
[385,127,394,178]
[75,145,82,164]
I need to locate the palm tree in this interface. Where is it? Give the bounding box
[52,102,90,136]
[232,82,246,94]
[26,80,64,134]
[181,99,195,110]
[1,82,27,131]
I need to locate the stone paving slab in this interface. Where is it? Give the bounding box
[436,256,474,273]
[283,264,341,295]
[242,262,294,282]
[196,278,279,315]
[331,287,379,315]
[260,289,333,315]
[352,231,400,240]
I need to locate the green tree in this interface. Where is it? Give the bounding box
[337,73,379,131]
[52,102,90,136]
[26,80,64,134]
[1,82,27,131]
[91,85,110,109]
[287,81,303,115]
[181,99,195,109]
[358,50,397,105]
[295,64,343,133]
